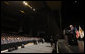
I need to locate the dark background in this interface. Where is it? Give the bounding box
[1,1,84,36]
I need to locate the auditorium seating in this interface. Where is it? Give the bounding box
[1,33,41,45]
[1,33,44,51]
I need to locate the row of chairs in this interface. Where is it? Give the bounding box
[1,35,41,45]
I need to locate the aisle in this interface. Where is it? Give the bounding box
[4,43,53,53]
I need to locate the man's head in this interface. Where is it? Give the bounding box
[70,25,74,30]
[70,25,73,28]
